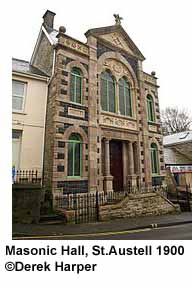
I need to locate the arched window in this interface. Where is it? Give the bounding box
[147,94,155,122]
[100,70,116,113]
[119,77,132,116]
[68,134,82,177]
[151,143,159,174]
[70,68,83,104]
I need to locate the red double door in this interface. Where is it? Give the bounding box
[109,140,123,191]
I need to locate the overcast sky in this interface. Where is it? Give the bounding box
[11,0,192,111]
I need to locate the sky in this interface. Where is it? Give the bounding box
[9,0,192,111]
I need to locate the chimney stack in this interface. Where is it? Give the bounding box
[43,10,56,29]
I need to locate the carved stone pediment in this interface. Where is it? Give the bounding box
[100,32,134,56]
[100,113,137,131]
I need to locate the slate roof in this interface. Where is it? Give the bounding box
[163,131,192,165]
[163,131,192,146]
[164,147,192,165]
[45,26,58,44]
[12,58,48,77]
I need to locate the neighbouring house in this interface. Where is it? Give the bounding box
[29,10,166,199]
[163,131,192,188]
[12,58,49,179]
[163,131,192,169]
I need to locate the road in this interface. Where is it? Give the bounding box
[14,223,192,240]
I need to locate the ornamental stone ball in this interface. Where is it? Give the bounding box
[59,26,66,33]
[151,71,156,76]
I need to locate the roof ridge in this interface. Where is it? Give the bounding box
[12,57,29,64]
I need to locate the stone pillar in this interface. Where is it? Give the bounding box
[133,141,141,190]
[128,141,137,189]
[137,60,152,187]
[87,35,98,193]
[128,141,134,175]
[133,141,141,174]
[122,141,128,188]
[103,138,113,192]
[104,139,110,175]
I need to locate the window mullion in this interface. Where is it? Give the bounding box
[81,76,82,104]
[72,142,75,176]
[80,143,82,176]
[114,81,116,113]
[107,80,109,111]
[74,75,77,103]
[129,88,132,116]
[155,150,158,173]
[152,149,154,173]
[124,85,126,115]
[150,101,153,121]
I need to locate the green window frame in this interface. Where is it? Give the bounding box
[70,68,83,104]
[101,70,116,113]
[119,77,132,116]
[151,143,159,175]
[67,134,82,177]
[147,94,155,122]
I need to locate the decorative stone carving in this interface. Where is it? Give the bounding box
[68,107,85,118]
[100,32,134,56]
[100,114,137,131]
[60,36,89,56]
[143,73,156,85]
[148,124,158,132]
[103,58,133,83]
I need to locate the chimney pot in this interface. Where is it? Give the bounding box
[43,10,56,29]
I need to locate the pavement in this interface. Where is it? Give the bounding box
[12,212,192,238]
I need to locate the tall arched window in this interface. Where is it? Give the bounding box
[151,143,159,174]
[70,68,83,104]
[68,134,82,177]
[119,77,132,116]
[100,70,116,113]
[147,94,155,122]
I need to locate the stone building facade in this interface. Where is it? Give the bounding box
[31,10,165,198]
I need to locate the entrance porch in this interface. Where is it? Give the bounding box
[101,138,140,192]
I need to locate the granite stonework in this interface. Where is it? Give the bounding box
[99,193,180,221]
[32,11,165,212]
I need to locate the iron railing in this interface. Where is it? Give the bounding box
[55,191,99,224]
[12,170,42,184]
[54,184,192,224]
[166,184,191,212]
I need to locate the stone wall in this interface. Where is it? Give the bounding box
[99,193,180,221]
[32,31,53,76]
[12,184,43,224]
[165,168,177,193]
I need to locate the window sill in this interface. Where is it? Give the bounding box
[101,110,136,121]
[148,121,158,125]
[12,111,27,115]
[64,177,88,181]
[69,101,85,107]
